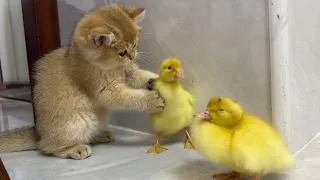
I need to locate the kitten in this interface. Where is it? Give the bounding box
[0,4,165,159]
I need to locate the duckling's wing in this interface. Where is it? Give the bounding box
[188,95,194,106]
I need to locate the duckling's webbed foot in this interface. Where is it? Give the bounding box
[146,133,168,154]
[184,139,194,149]
[183,128,195,149]
[212,171,240,180]
[251,173,263,180]
[147,143,168,154]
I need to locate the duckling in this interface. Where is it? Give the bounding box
[191,96,295,180]
[147,58,194,154]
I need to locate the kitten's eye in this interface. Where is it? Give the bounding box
[168,66,172,70]
[133,43,137,48]
[119,50,127,56]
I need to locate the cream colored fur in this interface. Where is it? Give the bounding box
[0,4,164,159]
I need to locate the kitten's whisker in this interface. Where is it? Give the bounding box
[135,54,154,63]
[137,52,159,60]
[136,54,148,61]
[138,52,153,55]
[135,58,151,64]
[140,36,152,39]
[140,33,153,37]
[137,52,155,56]
[136,55,151,62]
[137,53,157,61]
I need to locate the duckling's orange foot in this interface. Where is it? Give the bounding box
[212,171,240,180]
[146,144,168,154]
[184,139,195,150]
[183,129,195,150]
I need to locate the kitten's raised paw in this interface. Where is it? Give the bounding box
[55,144,92,160]
[145,91,165,113]
[147,78,155,90]
[94,131,114,143]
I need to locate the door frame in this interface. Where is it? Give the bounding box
[21,0,60,123]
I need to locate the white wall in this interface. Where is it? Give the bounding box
[57,0,271,134]
[0,0,29,83]
[0,0,17,83]
[288,0,320,151]
[269,0,320,152]
[8,0,29,83]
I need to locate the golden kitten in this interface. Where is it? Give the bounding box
[0,4,164,159]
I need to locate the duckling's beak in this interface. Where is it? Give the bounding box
[194,110,211,120]
[174,71,184,78]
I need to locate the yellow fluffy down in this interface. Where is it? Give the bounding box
[192,114,296,175]
[151,80,193,136]
[230,114,296,174]
[150,57,193,136]
[191,96,296,176]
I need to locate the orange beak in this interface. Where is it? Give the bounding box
[174,71,184,78]
[194,110,211,120]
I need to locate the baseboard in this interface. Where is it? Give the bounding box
[293,131,320,157]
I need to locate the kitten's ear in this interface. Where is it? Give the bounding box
[126,7,145,23]
[93,33,115,46]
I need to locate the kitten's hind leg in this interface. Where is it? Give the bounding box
[92,130,114,144]
[54,144,92,160]
[92,110,114,144]
[38,138,92,160]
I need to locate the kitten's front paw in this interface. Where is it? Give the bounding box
[147,78,156,90]
[145,91,165,113]
[55,144,92,160]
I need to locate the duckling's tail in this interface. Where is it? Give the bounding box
[283,154,297,168]
[273,152,297,173]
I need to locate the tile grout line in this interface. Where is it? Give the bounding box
[108,124,155,136]
[293,131,320,157]
[108,125,185,143]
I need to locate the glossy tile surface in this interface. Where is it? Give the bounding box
[1,125,319,180]
[0,87,31,101]
[0,87,33,132]
[0,94,319,180]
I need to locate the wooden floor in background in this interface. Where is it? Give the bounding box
[0,158,10,180]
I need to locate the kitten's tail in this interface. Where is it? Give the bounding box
[0,126,37,152]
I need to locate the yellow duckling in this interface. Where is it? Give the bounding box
[191,96,295,180]
[147,58,194,154]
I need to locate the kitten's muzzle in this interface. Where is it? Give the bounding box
[128,52,135,60]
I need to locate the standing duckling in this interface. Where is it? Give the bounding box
[147,58,194,154]
[191,96,295,180]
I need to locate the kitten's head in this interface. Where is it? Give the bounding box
[73,4,145,69]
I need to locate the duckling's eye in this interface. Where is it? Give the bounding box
[119,50,127,56]
[168,66,172,70]
[217,109,225,112]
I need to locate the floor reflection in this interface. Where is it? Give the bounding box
[0,87,34,132]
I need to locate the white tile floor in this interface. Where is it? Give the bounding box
[0,88,319,180]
